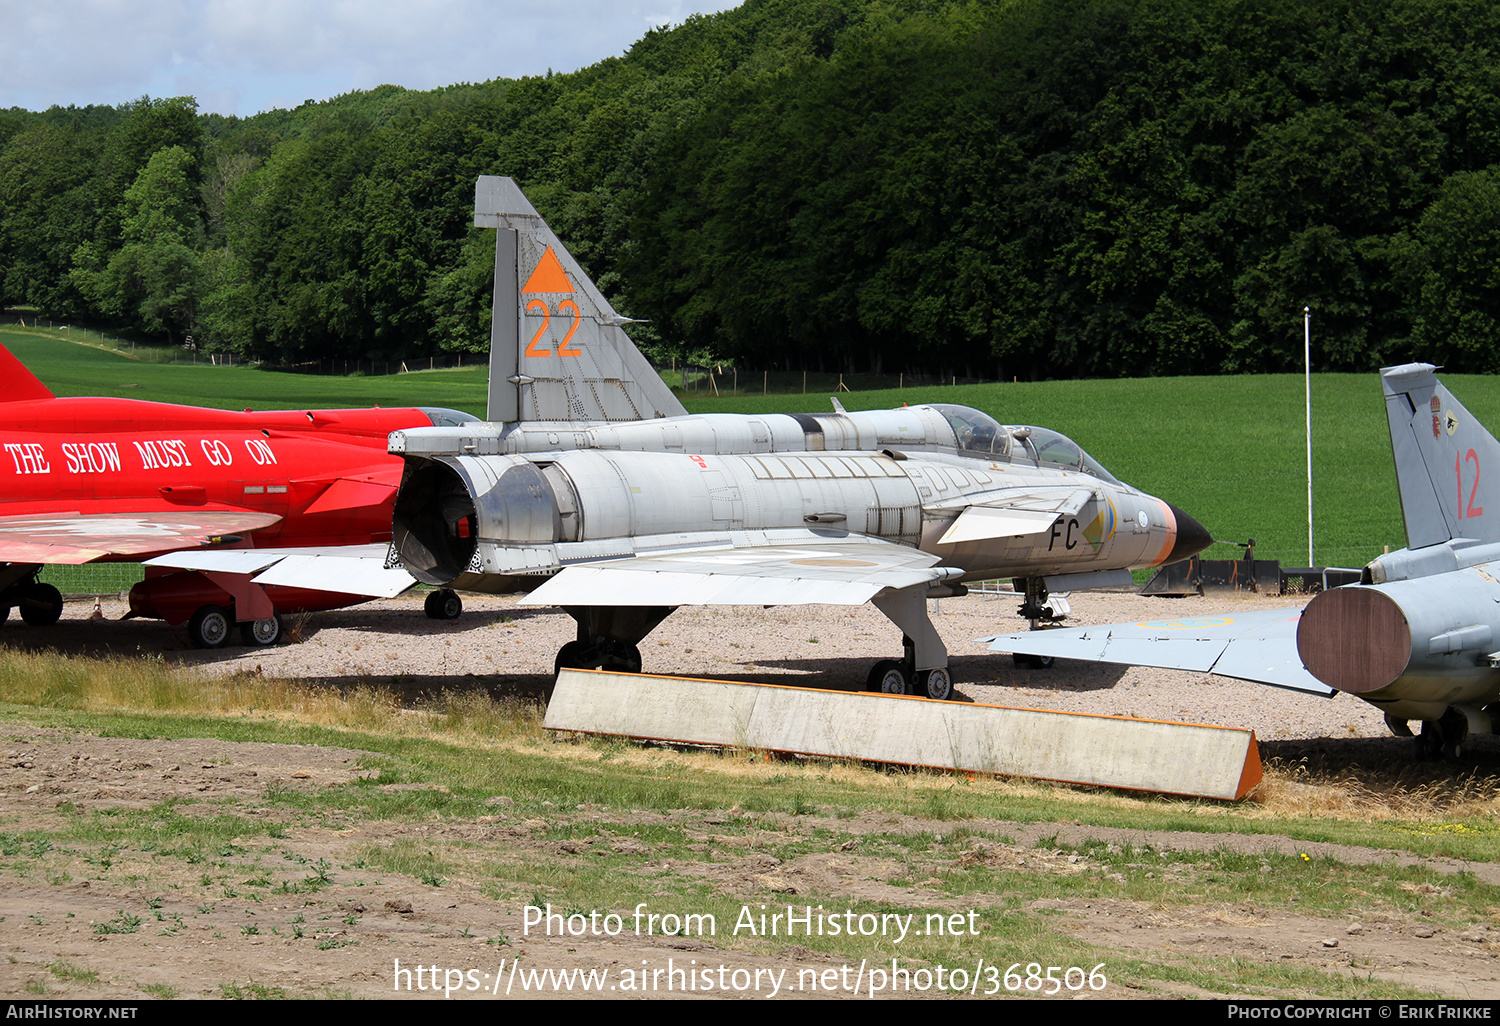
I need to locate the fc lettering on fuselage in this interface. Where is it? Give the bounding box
[1046,501,1117,553]
[1048,518,1083,552]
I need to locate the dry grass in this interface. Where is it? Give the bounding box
[0,648,546,747]
[1254,757,1500,822]
[4,646,1497,837]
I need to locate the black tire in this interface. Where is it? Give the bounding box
[916,666,953,701]
[188,605,232,649]
[239,615,283,647]
[1413,720,1443,760]
[554,640,594,674]
[424,589,463,620]
[1438,708,1469,763]
[0,604,12,625]
[867,659,910,695]
[19,583,62,627]
[1012,653,1054,670]
[600,642,642,674]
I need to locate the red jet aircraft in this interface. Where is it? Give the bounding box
[0,342,477,647]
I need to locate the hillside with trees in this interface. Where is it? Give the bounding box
[3,0,1499,378]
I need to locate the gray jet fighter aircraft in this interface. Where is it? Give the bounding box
[387,177,1211,700]
[988,362,1500,758]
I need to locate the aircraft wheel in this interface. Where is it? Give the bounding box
[0,605,11,625]
[916,666,953,701]
[600,643,643,674]
[554,641,595,675]
[1383,714,1414,738]
[867,659,910,695]
[188,605,232,649]
[240,615,283,647]
[1012,653,1054,670]
[19,583,62,627]
[424,589,463,620]
[1439,709,1469,763]
[1413,720,1443,760]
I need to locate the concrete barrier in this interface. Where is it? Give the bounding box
[545,669,1262,801]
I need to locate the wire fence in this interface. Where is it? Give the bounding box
[3,317,227,366]
[4,316,1019,392]
[39,563,142,599]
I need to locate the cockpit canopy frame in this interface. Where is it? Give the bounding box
[924,404,1120,484]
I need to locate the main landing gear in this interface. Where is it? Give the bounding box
[1397,707,1491,762]
[16,582,63,627]
[551,605,674,676]
[860,586,955,701]
[544,585,961,703]
[186,605,284,649]
[0,566,64,628]
[865,654,954,701]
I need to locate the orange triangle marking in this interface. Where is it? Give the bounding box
[521,246,574,294]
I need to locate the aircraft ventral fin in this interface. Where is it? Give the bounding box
[982,607,1335,697]
[0,512,282,564]
[302,478,398,516]
[475,175,686,426]
[522,536,951,607]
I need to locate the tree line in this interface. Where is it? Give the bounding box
[3,0,1500,379]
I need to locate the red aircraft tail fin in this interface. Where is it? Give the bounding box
[0,344,54,402]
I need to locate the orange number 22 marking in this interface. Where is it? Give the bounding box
[524,299,551,356]
[524,299,583,357]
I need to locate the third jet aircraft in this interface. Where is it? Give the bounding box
[989,362,1500,759]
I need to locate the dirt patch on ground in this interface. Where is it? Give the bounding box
[0,591,1497,999]
[0,726,1495,1000]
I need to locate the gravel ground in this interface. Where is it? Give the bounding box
[20,586,1391,743]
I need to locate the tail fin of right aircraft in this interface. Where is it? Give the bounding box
[0,343,55,403]
[1382,362,1500,548]
[473,176,686,425]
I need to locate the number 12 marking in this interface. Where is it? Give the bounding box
[1457,448,1484,519]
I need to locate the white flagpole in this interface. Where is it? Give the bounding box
[1305,306,1314,567]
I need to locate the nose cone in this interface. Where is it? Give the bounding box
[1165,504,1212,563]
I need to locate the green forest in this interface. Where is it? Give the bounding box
[3,0,1499,380]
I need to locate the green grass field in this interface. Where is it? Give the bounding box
[8,324,1496,569]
